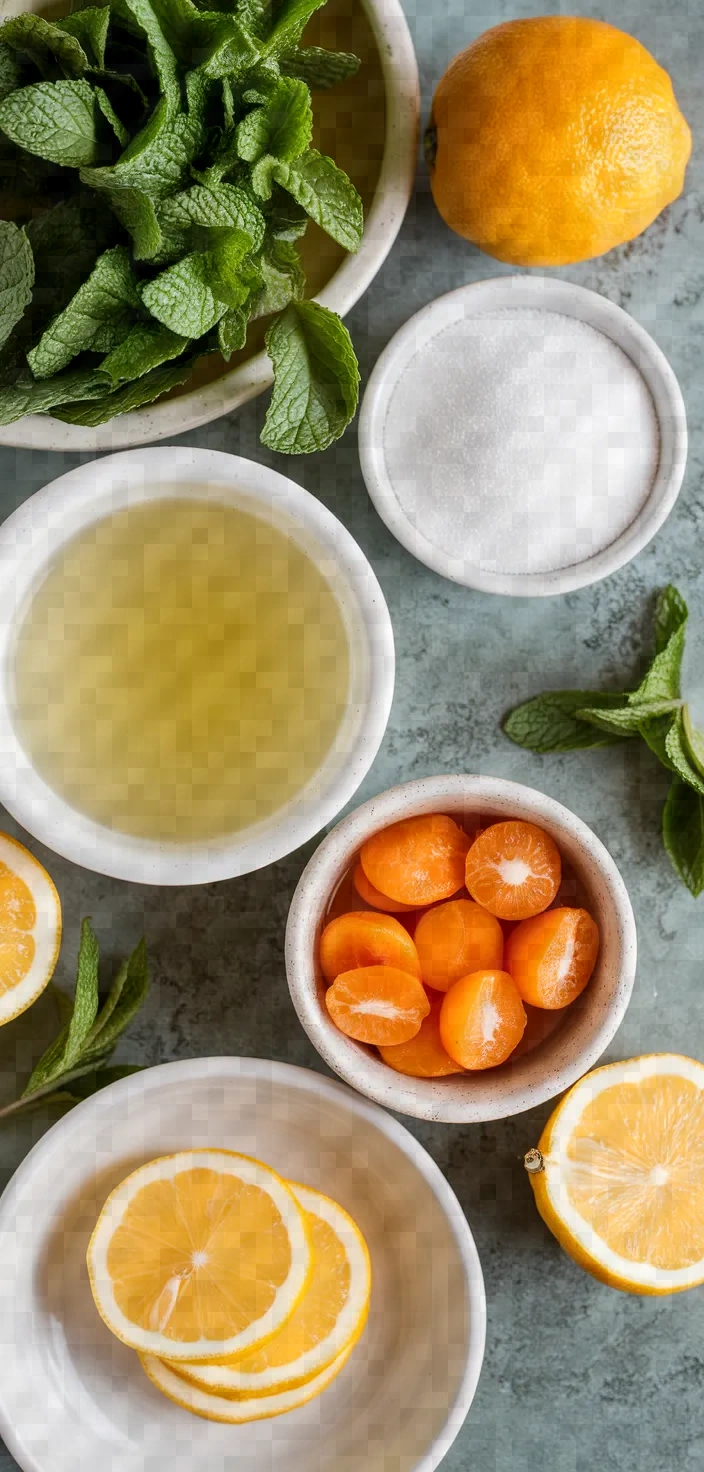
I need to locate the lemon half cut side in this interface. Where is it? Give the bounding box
[172,1183,371,1397]
[87,1150,312,1359]
[0,832,61,1026]
[529,1054,704,1295]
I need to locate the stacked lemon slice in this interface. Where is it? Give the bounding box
[87,1150,371,1422]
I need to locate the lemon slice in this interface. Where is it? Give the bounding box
[141,1341,354,1423]
[0,832,61,1026]
[87,1150,311,1359]
[528,1054,704,1295]
[171,1183,371,1397]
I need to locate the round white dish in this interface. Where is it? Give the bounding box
[285,774,638,1122]
[0,0,420,451]
[0,1056,486,1472]
[0,447,395,885]
[358,276,688,597]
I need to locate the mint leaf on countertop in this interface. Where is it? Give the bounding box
[27,245,140,379]
[281,46,360,90]
[663,778,704,898]
[0,78,101,167]
[274,147,363,251]
[263,299,359,453]
[665,713,704,798]
[503,690,633,753]
[577,699,682,737]
[655,583,689,654]
[0,220,34,350]
[100,319,188,384]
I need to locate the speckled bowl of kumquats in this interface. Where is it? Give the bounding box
[285,775,638,1122]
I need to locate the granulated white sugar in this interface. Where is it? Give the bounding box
[382,308,660,576]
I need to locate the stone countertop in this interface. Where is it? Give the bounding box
[1,1,703,1468]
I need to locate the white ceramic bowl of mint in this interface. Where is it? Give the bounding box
[358,276,688,597]
[0,447,395,885]
[0,1057,486,1472]
[285,774,637,1123]
[0,0,419,452]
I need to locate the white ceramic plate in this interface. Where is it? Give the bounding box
[0,1058,486,1472]
[358,276,688,596]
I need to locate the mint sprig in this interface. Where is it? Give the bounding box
[0,919,149,1122]
[503,586,704,896]
[0,0,363,450]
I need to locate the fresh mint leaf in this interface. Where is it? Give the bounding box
[100,320,188,383]
[265,187,307,239]
[263,300,359,453]
[0,41,22,101]
[0,366,110,425]
[578,699,682,736]
[145,0,258,79]
[0,78,101,166]
[250,150,277,198]
[0,15,88,78]
[665,713,704,797]
[234,0,272,41]
[82,94,204,197]
[52,351,196,422]
[638,712,678,769]
[262,0,326,59]
[23,918,101,1094]
[663,777,704,897]
[502,691,632,753]
[222,74,235,129]
[281,46,360,90]
[26,194,117,327]
[628,625,686,707]
[159,180,266,249]
[218,301,249,358]
[27,245,139,379]
[106,186,163,258]
[80,937,150,1064]
[95,85,129,146]
[58,7,111,69]
[112,0,180,108]
[236,76,311,163]
[274,147,363,251]
[208,226,257,302]
[683,707,704,783]
[251,238,303,318]
[654,584,688,654]
[0,221,34,350]
[142,251,227,335]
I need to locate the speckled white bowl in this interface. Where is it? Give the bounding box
[285,774,637,1122]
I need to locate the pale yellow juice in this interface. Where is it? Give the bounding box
[12,497,350,842]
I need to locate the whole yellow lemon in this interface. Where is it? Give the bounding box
[427,16,692,266]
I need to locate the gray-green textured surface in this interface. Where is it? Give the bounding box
[1,0,703,1467]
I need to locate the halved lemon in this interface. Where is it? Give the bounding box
[87,1150,311,1359]
[171,1182,371,1397]
[0,832,61,1026]
[141,1340,354,1423]
[528,1054,704,1294]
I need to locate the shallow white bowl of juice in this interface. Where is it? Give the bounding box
[0,1057,486,1472]
[0,448,395,884]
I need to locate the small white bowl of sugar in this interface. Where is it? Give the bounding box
[359,276,687,596]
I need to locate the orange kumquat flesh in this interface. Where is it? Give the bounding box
[505,907,600,1009]
[352,863,417,913]
[319,911,421,983]
[360,814,470,907]
[325,965,430,1046]
[465,821,561,920]
[379,990,466,1077]
[414,898,504,992]
[439,969,527,1070]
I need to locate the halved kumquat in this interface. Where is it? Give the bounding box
[360,814,470,907]
[465,821,561,920]
[414,898,503,992]
[505,907,599,1009]
[319,911,421,983]
[379,990,466,1077]
[352,863,416,913]
[439,968,527,1070]
[325,965,430,1045]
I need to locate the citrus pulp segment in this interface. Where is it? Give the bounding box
[0,832,61,1026]
[172,1183,371,1396]
[86,1150,311,1359]
[141,1341,355,1423]
[531,1055,704,1294]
